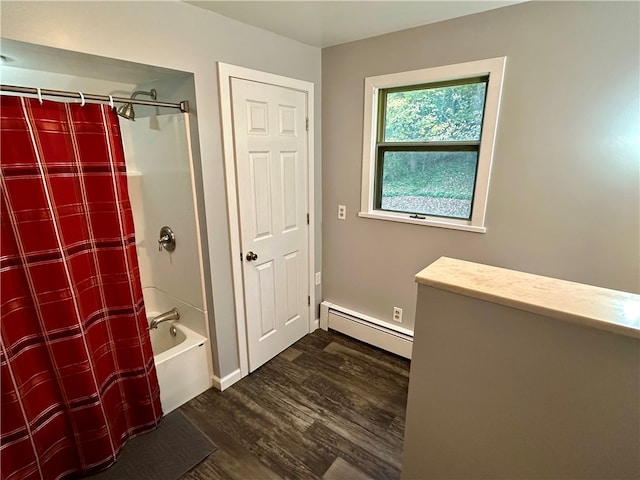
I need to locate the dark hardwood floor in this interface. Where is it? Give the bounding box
[179,329,411,480]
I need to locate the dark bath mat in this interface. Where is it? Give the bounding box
[90,409,217,480]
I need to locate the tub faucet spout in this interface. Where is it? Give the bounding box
[149,308,180,329]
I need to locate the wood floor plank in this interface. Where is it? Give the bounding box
[293,351,408,418]
[323,457,374,480]
[322,330,410,371]
[299,372,398,433]
[306,420,401,480]
[278,346,303,362]
[251,368,402,460]
[259,351,311,384]
[259,348,403,445]
[178,329,410,480]
[387,415,407,443]
[180,403,283,480]
[323,340,410,379]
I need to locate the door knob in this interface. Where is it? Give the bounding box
[245,251,258,261]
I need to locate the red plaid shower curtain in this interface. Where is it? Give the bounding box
[0,96,162,479]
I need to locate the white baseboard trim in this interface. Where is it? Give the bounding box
[320,301,413,359]
[212,368,242,391]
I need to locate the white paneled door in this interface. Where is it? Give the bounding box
[231,78,309,372]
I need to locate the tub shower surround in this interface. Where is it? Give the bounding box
[122,110,213,404]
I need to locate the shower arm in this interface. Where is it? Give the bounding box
[130,89,157,101]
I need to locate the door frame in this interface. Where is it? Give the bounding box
[218,62,315,378]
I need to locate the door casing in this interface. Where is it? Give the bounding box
[218,62,315,378]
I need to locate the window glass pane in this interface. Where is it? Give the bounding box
[384,82,487,142]
[380,151,478,219]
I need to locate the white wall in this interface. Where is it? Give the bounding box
[0,66,136,98]
[1,0,322,380]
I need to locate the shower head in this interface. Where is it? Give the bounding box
[116,103,136,120]
[116,88,158,121]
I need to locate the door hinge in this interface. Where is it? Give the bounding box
[305,117,309,131]
[308,296,311,307]
[306,213,310,225]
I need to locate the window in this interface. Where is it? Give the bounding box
[360,57,506,233]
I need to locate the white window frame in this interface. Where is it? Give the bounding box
[359,57,506,233]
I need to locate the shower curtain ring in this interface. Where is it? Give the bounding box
[108,95,114,109]
[78,92,85,107]
[36,88,43,104]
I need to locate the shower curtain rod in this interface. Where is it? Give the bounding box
[0,84,189,113]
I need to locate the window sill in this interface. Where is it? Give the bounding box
[358,211,487,233]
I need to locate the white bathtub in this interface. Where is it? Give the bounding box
[148,316,210,414]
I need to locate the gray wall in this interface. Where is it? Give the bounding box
[403,285,640,478]
[322,1,640,332]
[1,1,322,380]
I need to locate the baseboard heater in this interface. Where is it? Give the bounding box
[320,301,413,359]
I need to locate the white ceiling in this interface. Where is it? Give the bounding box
[185,1,525,48]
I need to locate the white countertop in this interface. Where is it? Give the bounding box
[415,257,640,339]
